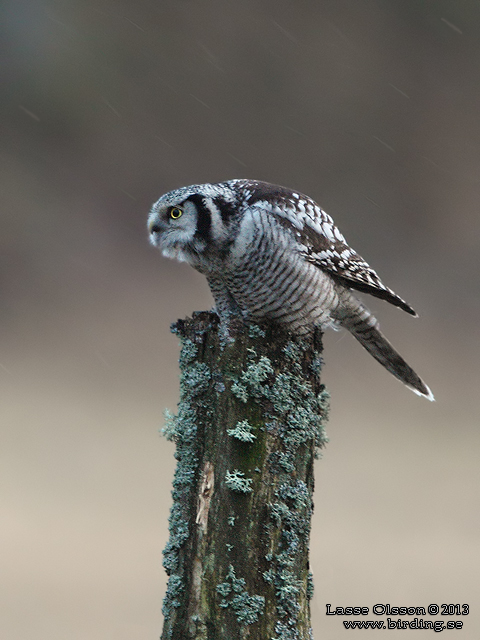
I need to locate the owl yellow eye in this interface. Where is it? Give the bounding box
[169,206,183,219]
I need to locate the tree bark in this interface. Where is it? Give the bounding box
[161,312,329,640]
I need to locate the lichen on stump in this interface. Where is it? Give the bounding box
[161,311,329,640]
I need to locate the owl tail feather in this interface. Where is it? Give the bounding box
[346,318,434,401]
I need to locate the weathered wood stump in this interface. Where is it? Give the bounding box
[161,312,329,639]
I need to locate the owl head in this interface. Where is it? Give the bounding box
[148,181,243,264]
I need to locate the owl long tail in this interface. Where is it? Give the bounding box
[339,300,434,401]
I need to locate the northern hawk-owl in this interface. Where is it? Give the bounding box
[148,179,433,400]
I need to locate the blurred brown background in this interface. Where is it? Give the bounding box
[1,1,479,638]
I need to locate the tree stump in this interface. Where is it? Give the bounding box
[161,311,329,640]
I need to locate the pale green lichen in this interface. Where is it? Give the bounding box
[240,354,274,387]
[282,340,303,362]
[181,362,211,393]
[263,567,275,583]
[162,574,184,616]
[231,380,249,402]
[231,352,274,402]
[225,469,253,493]
[161,408,178,442]
[265,479,314,632]
[161,330,212,626]
[273,619,303,640]
[216,564,265,625]
[310,354,324,377]
[178,338,198,367]
[248,323,266,338]
[231,341,328,459]
[227,419,256,442]
[317,386,330,424]
[307,571,314,600]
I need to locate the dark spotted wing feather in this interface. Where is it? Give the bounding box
[240,180,416,316]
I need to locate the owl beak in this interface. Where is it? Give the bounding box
[148,220,162,246]
[148,208,163,239]
[149,222,161,235]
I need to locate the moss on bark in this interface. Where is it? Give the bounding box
[161,312,329,640]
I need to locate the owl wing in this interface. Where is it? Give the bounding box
[243,182,416,316]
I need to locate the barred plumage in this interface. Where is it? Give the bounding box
[148,179,433,400]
